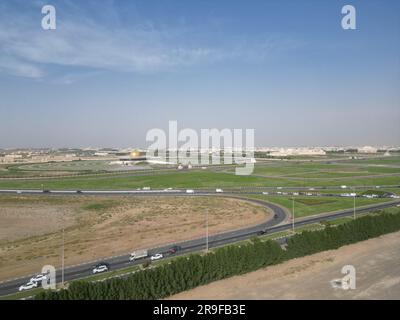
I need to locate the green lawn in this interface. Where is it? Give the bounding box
[252,162,400,178]
[0,168,399,190]
[246,194,391,218]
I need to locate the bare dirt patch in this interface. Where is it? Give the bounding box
[170,231,400,300]
[0,195,270,281]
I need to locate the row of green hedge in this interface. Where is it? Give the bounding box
[35,209,400,300]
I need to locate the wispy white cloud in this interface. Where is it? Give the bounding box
[0,1,303,81]
[0,56,44,78]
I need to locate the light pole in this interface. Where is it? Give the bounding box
[292,198,295,233]
[206,210,209,253]
[61,227,65,287]
[353,188,356,220]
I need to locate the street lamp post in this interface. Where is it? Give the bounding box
[292,198,295,233]
[61,227,65,287]
[206,211,209,252]
[353,188,356,220]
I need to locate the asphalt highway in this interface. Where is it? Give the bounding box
[0,189,399,297]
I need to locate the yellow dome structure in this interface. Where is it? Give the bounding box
[130,150,141,158]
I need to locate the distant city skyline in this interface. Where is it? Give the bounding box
[1,0,399,148]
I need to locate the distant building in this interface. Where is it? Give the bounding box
[269,148,326,157]
[358,146,378,154]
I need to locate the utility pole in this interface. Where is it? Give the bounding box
[206,211,209,253]
[292,198,295,233]
[61,227,65,287]
[353,188,356,220]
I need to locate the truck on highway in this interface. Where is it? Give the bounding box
[129,249,148,262]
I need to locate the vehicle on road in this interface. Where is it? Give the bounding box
[168,246,182,254]
[274,213,278,219]
[19,281,38,292]
[257,229,267,235]
[30,273,49,283]
[186,189,194,194]
[215,188,223,193]
[42,190,50,193]
[76,190,82,194]
[262,192,269,195]
[92,263,109,274]
[129,250,148,262]
[150,253,163,261]
[341,185,347,189]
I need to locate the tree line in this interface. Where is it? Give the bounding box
[35,209,400,300]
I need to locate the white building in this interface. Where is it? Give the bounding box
[358,146,378,154]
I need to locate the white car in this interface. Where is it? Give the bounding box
[92,264,109,274]
[150,253,163,261]
[19,281,38,292]
[186,189,194,194]
[30,273,48,283]
[215,189,223,193]
[262,192,269,195]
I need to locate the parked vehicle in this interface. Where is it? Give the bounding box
[150,253,163,261]
[129,250,148,262]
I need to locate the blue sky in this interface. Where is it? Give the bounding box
[0,0,399,148]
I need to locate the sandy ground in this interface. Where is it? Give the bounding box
[170,231,400,300]
[0,195,270,281]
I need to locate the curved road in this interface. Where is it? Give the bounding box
[0,189,399,297]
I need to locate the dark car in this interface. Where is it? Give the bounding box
[76,190,82,194]
[42,190,50,193]
[257,229,267,236]
[274,214,278,219]
[168,246,182,254]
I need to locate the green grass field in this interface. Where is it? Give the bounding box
[245,194,391,218]
[0,168,399,190]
